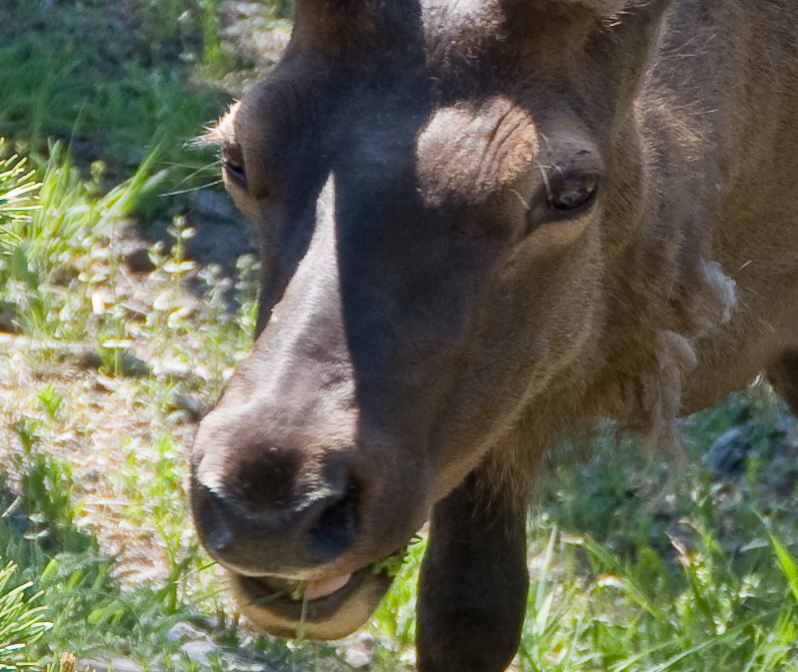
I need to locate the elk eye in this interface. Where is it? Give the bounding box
[222,148,247,190]
[547,172,598,213]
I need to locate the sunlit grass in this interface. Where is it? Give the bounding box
[0,146,39,256]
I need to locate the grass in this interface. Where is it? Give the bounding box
[0,2,220,184]
[0,149,38,248]
[0,434,201,670]
[510,391,798,672]
[0,141,167,337]
[0,0,291,224]
[0,560,50,671]
[1,1,798,670]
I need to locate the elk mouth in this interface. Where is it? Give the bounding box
[231,547,409,640]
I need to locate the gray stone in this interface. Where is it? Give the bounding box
[181,639,221,665]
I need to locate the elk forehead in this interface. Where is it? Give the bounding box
[545,0,628,13]
[292,0,633,59]
[292,0,424,57]
[420,0,627,97]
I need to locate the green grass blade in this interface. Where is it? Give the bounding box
[770,534,798,606]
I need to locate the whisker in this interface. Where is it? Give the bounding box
[537,162,553,203]
[159,179,225,197]
[167,160,224,188]
[509,188,531,211]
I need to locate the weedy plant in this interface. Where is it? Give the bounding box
[367,537,427,669]
[0,418,204,670]
[0,140,167,338]
[11,418,88,556]
[0,560,51,671]
[0,146,39,254]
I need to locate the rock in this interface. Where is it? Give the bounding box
[174,393,207,421]
[226,1,261,19]
[1,495,31,535]
[192,190,241,224]
[120,352,151,378]
[186,191,256,271]
[251,29,290,67]
[705,427,746,478]
[78,349,104,371]
[343,632,375,669]
[180,639,221,665]
[166,622,221,665]
[166,621,210,643]
[117,237,154,274]
[81,658,146,672]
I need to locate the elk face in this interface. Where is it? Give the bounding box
[192,0,671,639]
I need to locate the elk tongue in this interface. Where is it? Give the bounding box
[303,573,353,600]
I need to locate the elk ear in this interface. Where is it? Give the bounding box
[586,0,674,111]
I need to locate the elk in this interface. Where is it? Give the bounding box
[192,1,798,669]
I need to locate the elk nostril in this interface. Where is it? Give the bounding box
[305,479,360,560]
[193,482,235,556]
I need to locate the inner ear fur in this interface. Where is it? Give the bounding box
[196,101,241,149]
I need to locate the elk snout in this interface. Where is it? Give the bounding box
[191,431,361,574]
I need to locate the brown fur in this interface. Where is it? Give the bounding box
[193,1,798,667]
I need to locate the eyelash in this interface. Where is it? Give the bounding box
[222,153,247,189]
